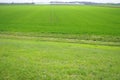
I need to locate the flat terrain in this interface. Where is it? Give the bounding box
[0,5,120,35]
[0,38,120,80]
[0,5,120,42]
[0,5,120,80]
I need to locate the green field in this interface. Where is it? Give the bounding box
[0,5,120,42]
[0,38,120,80]
[0,5,120,80]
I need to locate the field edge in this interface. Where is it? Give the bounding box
[0,32,120,46]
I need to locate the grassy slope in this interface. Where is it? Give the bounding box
[0,38,120,80]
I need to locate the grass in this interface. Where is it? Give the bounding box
[0,5,120,36]
[0,5,120,43]
[0,33,120,46]
[0,38,120,80]
[0,5,120,80]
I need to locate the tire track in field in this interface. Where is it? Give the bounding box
[50,5,59,26]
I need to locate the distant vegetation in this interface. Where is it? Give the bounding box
[0,1,120,5]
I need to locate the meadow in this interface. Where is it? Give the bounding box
[0,5,120,40]
[0,38,120,80]
[0,5,120,80]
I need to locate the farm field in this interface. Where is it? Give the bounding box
[0,5,120,43]
[0,5,120,80]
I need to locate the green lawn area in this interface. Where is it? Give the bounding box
[0,5,120,36]
[0,5,120,80]
[0,38,120,80]
[0,5,120,43]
